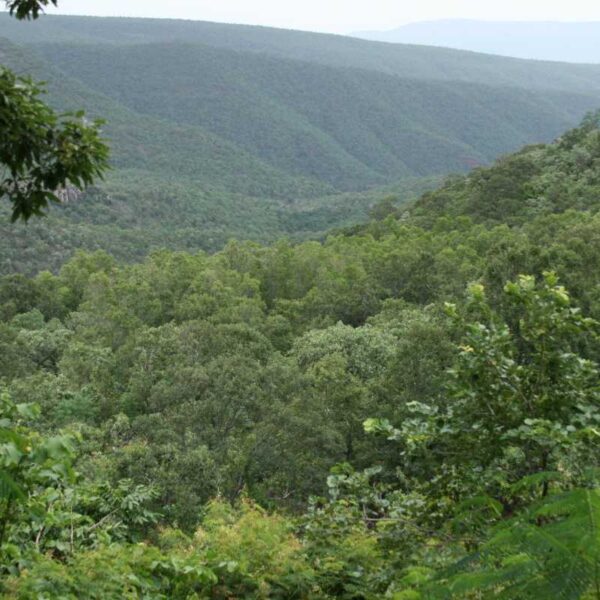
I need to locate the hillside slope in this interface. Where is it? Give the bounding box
[2,15,600,275]
[411,115,600,225]
[4,14,600,93]
[0,38,328,199]
[342,113,600,231]
[36,41,600,187]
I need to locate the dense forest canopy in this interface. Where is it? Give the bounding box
[1,14,600,272]
[2,114,600,597]
[3,3,600,596]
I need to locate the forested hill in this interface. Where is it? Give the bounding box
[4,16,598,187]
[1,14,600,274]
[5,14,600,92]
[35,41,599,185]
[366,112,600,227]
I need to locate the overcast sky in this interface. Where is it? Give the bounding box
[41,0,600,33]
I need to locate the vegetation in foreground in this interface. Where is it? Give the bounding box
[1,116,600,597]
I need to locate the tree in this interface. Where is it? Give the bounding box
[369,273,600,507]
[0,389,75,551]
[6,0,55,20]
[369,196,397,221]
[1,0,109,221]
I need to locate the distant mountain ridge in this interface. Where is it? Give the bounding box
[4,15,600,90]
[352,20,600,64]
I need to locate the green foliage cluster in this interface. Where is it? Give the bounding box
[0,67,108,221]
[5,0,56,21]
[2,117,600,596]
[0,59,106,226]
[0,2,108,222]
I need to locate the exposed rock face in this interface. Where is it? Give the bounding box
[55,186,83,204]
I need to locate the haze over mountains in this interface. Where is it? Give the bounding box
[1,14,600,272]
[352,20,600,63]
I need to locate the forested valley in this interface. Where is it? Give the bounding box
[3,108,600,596]
[2,13,600,273]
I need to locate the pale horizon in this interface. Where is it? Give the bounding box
[10,0,600,35]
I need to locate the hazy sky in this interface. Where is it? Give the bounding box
[42,0,600,33]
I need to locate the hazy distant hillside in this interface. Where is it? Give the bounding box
[4,14,600,92]
[1,14,600,273]
[0,38,327,200]
[3,16,597,191]
[36,41,600,186]
[353,20,600,64]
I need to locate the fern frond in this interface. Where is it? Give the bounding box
[0,470,25,502]
[429,488,600,599]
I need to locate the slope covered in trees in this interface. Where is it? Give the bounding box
[37,41,600,184]
[2,117,600,597]
[1,14,600,270]
[5,14,600,93]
